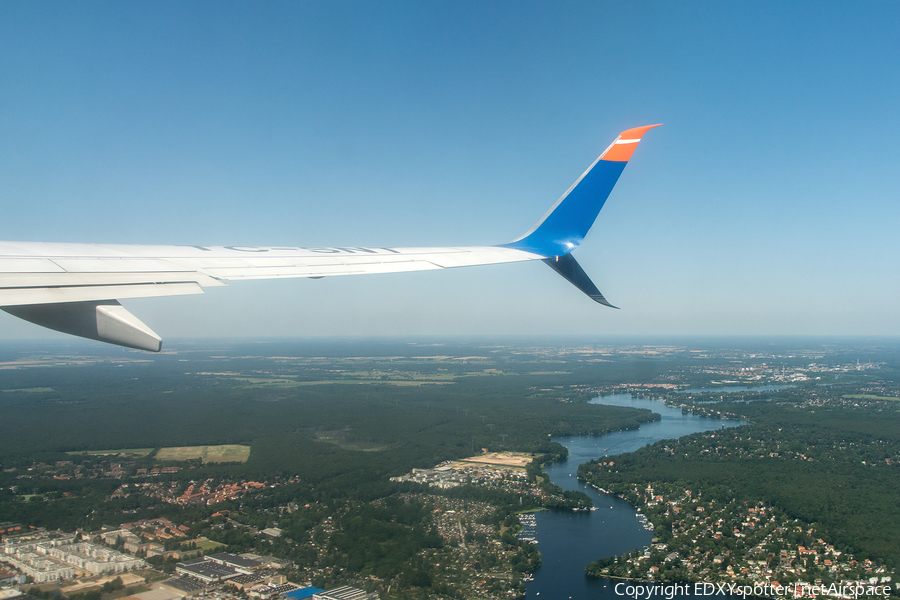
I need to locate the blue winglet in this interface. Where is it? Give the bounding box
[502,124,659,258]
[543,254,618,308]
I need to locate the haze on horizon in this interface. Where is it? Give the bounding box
[2,1,898,343]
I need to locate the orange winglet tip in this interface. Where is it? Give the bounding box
[601,123,662,162]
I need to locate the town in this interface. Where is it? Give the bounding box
[584,482,893,597]
[1,525,376,600]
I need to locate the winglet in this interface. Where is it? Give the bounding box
[503,124,660,258]
[543,254,618,308]
[598,124,663,162]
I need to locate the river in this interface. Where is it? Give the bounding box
[525,394,747,599]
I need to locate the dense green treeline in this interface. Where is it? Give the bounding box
[328,498,442,577]
[0,369,656,461]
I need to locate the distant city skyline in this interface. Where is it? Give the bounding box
[2,1,898,342]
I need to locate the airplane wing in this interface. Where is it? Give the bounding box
[0,124,659,351]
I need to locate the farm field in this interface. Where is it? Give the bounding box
[156,444,251,463]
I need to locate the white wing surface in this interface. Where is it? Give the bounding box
[0,125,658,351]
[0,242,537,306]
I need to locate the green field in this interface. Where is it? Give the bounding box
[843,393,900,401]
[67,448,154,457]
[313,431,387,452]
[225,375,455,387]
[188,537,226,552]
[156,444,251,463]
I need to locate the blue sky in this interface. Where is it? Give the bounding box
[2,1,899,341]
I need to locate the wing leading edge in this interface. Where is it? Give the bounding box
[0,125,659,351]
